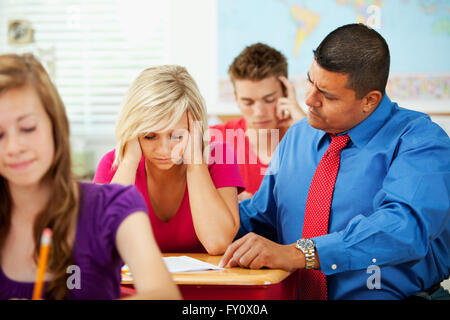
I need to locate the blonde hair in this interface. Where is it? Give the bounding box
[114,65,209,167]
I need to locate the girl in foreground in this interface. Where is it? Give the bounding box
[93,65,244,254]
[0,54,180,300]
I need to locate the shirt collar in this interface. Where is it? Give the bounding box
[348,94,394,148]
[315,94,395,150]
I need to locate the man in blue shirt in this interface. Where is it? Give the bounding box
[219,24,450,299]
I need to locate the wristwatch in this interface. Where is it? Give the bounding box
[296,238,316,269]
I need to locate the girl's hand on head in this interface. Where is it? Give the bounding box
[183,111,204,166]
[122,138,143,165]
[111,138,142,185]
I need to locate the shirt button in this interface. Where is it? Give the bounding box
[331,264,337,270]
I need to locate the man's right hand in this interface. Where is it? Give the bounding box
[218,232,305,272]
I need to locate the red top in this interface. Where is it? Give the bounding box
[93,142,244,253]
[209,118,269,195]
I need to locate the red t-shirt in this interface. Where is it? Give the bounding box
[93,142,244,253]
[209,118,269,195]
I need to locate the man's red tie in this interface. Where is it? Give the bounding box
[299,134,350,300]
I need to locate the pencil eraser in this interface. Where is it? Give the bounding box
[41,228,53,245]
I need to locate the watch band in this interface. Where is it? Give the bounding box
[303,247,315,269]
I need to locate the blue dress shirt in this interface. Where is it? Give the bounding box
[238,95,450,299]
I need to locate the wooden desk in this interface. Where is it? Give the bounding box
[121,253,298,300]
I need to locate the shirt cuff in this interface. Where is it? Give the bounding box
[313,231,350,276]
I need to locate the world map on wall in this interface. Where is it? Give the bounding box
[218,0,450,106]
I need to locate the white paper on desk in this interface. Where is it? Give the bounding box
[163,256,224,273]
[121,256,224,275]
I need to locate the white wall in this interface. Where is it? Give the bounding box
[168,0,225,114]
[86,0,223,173]
[74,0,450,177]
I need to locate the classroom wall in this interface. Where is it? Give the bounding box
[2,0,448,176]
[168,0,219,116]
[83,0,450,177]
[67,0,218,177]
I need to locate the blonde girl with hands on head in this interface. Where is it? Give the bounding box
[93,65,245,255]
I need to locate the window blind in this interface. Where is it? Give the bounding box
[0,0,170,136]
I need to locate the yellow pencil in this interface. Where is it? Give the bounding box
[32,228,52,300]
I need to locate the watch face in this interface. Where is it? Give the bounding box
[298,238,314,249]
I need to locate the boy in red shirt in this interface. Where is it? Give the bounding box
[210,43,305,200]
